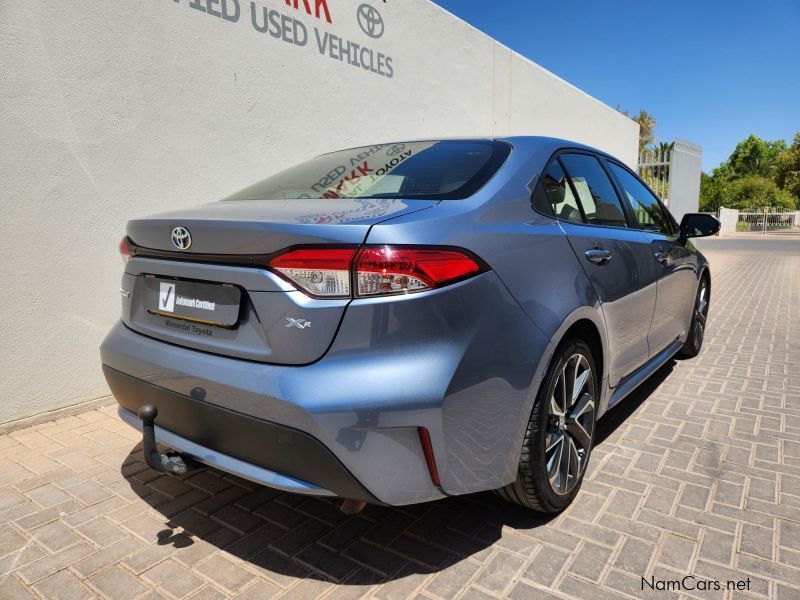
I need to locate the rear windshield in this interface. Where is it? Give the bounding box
[225,140,511,201]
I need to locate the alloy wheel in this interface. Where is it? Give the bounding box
[546,353,595,495]
[693,281,709,348]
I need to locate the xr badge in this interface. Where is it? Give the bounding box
[285,318,312,329]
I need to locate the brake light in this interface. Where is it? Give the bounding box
[119,237,132,265]
[270,248,356,298]
[355,246,483,296]
[268,246,485,298]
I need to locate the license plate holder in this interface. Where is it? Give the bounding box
[145,277,241,327]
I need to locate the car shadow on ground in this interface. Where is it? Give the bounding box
[594,358,676,446]
[120,361,675,584]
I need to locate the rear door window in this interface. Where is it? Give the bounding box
[607,162,675,235]
[558,154,628,228]
[532,159,584,223]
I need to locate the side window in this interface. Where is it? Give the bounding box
[558,154,628,228]
[608,163,674,235]
[532,160,584,224]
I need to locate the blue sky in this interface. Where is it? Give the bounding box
[432,0,800,172]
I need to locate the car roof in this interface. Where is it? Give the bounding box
[317,136,614,162]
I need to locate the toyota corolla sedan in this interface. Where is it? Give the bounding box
[101,137,720,513]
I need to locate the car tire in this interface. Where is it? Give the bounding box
[496,337,598,512]
[678,274,709,359]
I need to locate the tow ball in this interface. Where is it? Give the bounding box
[137,405,192,475]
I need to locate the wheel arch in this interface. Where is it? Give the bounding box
[528,306,610,423]
[563,319,604,392]
[496,310,608,510]
[699,264,711,287]
[693,264,712,321]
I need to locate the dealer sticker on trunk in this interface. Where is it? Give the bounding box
[158,282,176,312]
[145,277,241,327]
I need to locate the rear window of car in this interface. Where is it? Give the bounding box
[224,140,511,201]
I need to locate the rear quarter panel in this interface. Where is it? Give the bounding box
[364,142,611,492]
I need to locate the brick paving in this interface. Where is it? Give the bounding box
[1,238,799,599]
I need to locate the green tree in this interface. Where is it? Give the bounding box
[654,141,675,157]
[699,162,737,212]
[775,132,800,201]
[700,133,799,211]
[727,134,786,178]
[699,172,724,212]
[724,176,797,211]
[616,107,656,155]
[634,110,657,154]
[653,141,675,180]
[712,161,734,180]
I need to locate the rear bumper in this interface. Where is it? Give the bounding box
[101,270,547,505]
[107,366,377,502]
[117,408,335,497]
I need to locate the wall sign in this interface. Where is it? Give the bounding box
[178,0,395,78]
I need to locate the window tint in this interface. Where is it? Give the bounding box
[608,163,673,234]
[224,140,511,201]
[558,154,628,228]
[532,160,584,223]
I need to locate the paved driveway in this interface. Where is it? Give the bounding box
[1,237,799,599]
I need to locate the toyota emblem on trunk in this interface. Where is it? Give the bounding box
[170,226,192,250]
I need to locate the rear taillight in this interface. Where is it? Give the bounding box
[270,248,356,298]
[354,246,483,296]
[119,237,132,265]
[268,246,485,298]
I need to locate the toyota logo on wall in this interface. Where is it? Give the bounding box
[170,226,192,250]
[357,4,384,39]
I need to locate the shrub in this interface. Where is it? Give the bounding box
[724,176,797,211]
[699,172,724,212]
[775,133,800,201]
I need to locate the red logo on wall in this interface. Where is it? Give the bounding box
[284,0,332,24]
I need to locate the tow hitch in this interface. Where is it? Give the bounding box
[137,405,192,475]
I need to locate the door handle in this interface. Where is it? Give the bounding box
[585,248,612,265]
[653,250,669,265]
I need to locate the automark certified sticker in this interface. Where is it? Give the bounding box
[159,282,216,313]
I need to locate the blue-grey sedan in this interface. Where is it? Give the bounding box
[101,137,720,513]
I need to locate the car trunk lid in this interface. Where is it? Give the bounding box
[122,198,437,364]
[127,197,436,254]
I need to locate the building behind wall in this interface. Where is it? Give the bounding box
[0,0,639,425]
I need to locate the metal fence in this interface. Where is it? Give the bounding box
[718,207,800,235]
[638,147,671,202]
[736,209,800,234]
[637,140,703,222]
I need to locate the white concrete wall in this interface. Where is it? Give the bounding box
[718,207,740,236]
[0,0,638,425]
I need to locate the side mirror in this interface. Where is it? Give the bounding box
[679,213,720,239]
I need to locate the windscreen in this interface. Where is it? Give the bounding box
[225,140,511,201]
